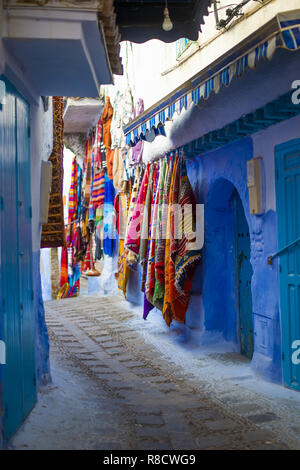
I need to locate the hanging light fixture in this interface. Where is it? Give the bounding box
[162,0,173,32]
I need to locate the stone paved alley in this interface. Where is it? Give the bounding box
[8,294,300,450]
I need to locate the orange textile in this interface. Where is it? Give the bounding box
[162,156,178,327]
[101,96,113,149]
[106,148,115,180]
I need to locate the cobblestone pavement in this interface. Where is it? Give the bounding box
[11,294,297,450]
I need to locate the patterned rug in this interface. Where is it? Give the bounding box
[41,97,66,248]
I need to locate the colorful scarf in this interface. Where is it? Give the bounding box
[143,162,160,318]
[153,157,172,310]
[162,155,178,326]
[163,156,201,325]
[173,158,201,305]
[92,168,105,209]
[84,137,93,208]
[126,163,150,261]
[68,157,78,222]
[145,160,161,307]
[93,118,103,168]
[73,226,85,263]
[67,157,78,244]
[60,244,68,287]
[103,171,116,257]
[124,166,142,270]
[101,96,113,150]
[117,193,130,296]
[77,165,83,219]
[139,164,154,271]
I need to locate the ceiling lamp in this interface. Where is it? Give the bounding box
[162,1,173,32]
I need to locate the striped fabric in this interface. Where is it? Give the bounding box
[92,168,105,209]
[68,157,78,223]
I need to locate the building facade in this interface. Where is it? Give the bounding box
[120,0,300,391]
[0,0,121,445]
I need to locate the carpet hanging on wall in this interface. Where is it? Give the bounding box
[41,96,66,248]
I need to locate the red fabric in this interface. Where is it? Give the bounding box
[60,245,68,287]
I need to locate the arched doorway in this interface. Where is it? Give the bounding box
[203,178,254,359]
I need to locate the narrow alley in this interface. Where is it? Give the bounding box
[8,294,299,450]
[1,0,300,453]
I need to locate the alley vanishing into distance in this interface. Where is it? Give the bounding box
[8,294,300,451]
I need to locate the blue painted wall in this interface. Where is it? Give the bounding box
[183,137,283,383]
[182,112,300,386]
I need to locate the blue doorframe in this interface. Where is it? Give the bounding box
[0,76,36,441]
[275,138,300,392]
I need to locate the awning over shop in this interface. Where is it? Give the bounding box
[114,0,213,43]
[124,9,300,146]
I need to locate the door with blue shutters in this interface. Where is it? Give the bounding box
[0,76,36,440]
[275,139,300,392]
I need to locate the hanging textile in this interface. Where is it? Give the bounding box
[139,164,155,292]
[124,166,142,270]
[125,163,150,266]
[115,192,130,296]
[73,226,85,263]
[103,171,116,256]
[77,165,83,219]
[111,88,134,149]
[162,155,178,326]
[144,161,161,312]
[60,244,68,287]
[142,163,159,319]
[113,147,128,192]
[41,96,65,248]
[152,157,171,310]
[101,96,114,150]
[68,157,78,223]
[83,237,91,273]
[93,117,103,167]
[162,156,201,325]
[67,157,78,244]
[139,165,154,268]
[106,148,115,180]
[84,137,93,208]
[174,158,201,298]
[92,168,105,209]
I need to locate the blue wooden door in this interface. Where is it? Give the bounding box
[275,139,300,391]
[0,76,36,440]
[233,190,254,359]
